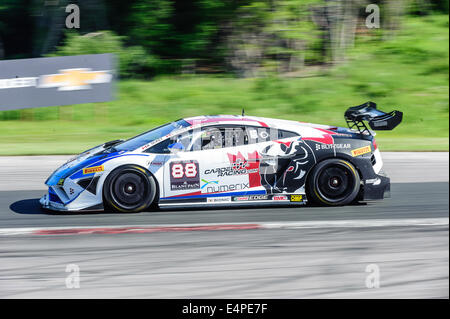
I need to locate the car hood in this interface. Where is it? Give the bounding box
[45,143,119,186]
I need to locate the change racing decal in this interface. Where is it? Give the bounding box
[204,151,260,178]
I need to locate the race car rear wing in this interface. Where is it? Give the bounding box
[344,101,403,135]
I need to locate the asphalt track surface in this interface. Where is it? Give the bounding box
[0,152,448,298]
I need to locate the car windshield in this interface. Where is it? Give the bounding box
[112,119,191,152]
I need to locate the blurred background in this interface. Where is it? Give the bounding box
[0,0,448,155]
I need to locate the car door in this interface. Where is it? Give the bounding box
[196,125,253,199]
[161,129,202,199]
[197,125,275,198]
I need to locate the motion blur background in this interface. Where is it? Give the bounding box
[0,0,448,155]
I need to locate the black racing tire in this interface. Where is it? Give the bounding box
[306,158,360,206]
[103,165,157,213]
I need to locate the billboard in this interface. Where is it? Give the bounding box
[0,53,116,110]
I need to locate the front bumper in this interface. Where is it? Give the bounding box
[39,193,68,212]
[39,188,104,212]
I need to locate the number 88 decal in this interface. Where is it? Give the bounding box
[171,162,198,178]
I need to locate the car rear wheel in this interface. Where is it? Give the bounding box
[103,165,156,213]
[306,159,360,206]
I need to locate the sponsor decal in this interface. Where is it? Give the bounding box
[170,161,200,191]
[233,195,269,201]
[259,131,269,139]
[249,130,258,139]
[149,161,164,166]
[315,143,351,151]
[233,196,249,201]
[201,179,219,189]
[204,166,258,177]
[351,145,372,157]
[290,194,303,202]
[207,197,231,203]
[365,178,381,185]
[273,195,288,201]
[83,165,104,175]
[205,182,249,194]
[204,151,261,187]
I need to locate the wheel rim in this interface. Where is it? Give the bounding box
[110,170,149,210]
[316,163,355,203]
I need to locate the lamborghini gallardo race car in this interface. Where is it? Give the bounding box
[40,101,402,212]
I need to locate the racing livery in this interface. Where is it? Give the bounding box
[40,101,402,212]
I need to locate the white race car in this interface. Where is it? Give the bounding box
[40,102,401,212]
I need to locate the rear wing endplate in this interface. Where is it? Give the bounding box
[345,101,403,135]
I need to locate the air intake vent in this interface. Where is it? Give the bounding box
[77,176,100,195]
[86,176,100,195]
[77,177,93,189]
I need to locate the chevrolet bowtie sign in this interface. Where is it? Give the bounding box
[39,68,112,91]
[0,54,116,110]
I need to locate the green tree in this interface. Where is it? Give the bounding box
[49,31,156,78]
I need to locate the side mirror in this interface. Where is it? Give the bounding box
[103,139,124,148]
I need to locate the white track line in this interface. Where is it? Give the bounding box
[0,217,447,236]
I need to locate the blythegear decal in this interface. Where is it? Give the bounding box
[351,145,372,157]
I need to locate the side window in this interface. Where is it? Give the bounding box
[199,127,224,150]
[191,126,250,150]
[225,126,248,147]
[246,127,274,144]
[278,129,299,139]
[187,126,297,150]
[173,130,194,151]
[144,139,172,154]
[145,130,194,153]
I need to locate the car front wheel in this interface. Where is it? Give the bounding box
[103,165,157,213]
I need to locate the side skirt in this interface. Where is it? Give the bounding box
[158,194,307,208]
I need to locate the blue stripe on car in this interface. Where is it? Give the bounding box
[68,153,149,180]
